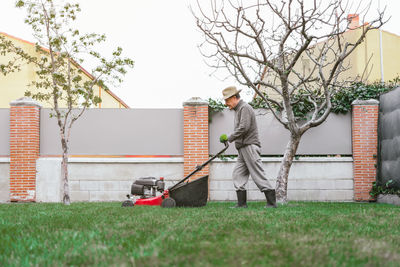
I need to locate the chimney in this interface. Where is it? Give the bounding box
[347,14,359,30]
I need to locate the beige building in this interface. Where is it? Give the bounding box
[260,15,400,100]
[0,32,129,108]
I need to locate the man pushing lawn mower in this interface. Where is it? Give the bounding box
[122,136,229,208]
[221,86,277,208]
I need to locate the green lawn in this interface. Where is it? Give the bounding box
[0,202,399,267]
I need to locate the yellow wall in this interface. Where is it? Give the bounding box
[381,30,400,81]
[333,28,400,83]
[0,36,38,108]
[0,33,128,109]
[99,88,125,108]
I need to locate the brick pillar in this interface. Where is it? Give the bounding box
[9,97,41,202]
[183,97,209,180]
[352,99,379,201]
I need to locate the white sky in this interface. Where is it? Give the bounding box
[1,0,399,108]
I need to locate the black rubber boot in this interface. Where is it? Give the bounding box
[231,190,248,208]
[264,190,277,208]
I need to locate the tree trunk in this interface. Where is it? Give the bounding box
[275,133,302,203]
[61,142,70,205]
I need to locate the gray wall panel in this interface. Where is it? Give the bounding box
[210,109,351,155]
[297,113,351,155]
[40,107,351,156]
[40,109,183,155]
[0,109,9,156]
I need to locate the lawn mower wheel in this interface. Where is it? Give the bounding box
[161,197,176,208]
[121,200,134,207]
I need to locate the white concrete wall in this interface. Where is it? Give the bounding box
[36,158,184,202]
[36,158,62,202]
[35,157,353,203]
[210,157,354,201]
[0,158,10,202]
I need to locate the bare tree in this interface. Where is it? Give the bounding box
[192,0,386,202]
[0,0,134,205]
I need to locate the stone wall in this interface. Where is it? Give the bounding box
[34,157,353,202]
[210,157,354,201]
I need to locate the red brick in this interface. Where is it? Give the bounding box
[352,102,378,202]
[9,104,40,202]
[183,103,209,181]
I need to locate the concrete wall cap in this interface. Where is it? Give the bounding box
[183,97,208,106]
[38,157,184,163]
[351,99,379,105]
[0,158,10,163]
[213,156,353,163]
[10,97,42,108]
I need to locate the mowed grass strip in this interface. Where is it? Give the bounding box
[0,202,399,266]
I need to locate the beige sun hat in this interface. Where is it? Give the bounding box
[222,86,242,100]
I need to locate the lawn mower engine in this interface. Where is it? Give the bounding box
[130,177,165,198]
[121,177,171,207]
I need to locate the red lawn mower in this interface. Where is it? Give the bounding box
[121,141,229,208]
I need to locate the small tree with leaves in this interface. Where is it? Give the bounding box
[193,0,386,203]
[0,0,134,205]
